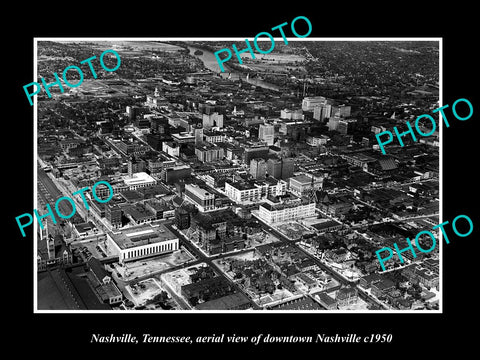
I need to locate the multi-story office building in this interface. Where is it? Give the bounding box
[195,143,225,162]
[307,135,330,147]
[204,131,226,144]
[258,198,316,224]
[266,158,282,179]
[266,157,294,180]
[189,210,245,255]
[332,104,351,118]
[194,126,204,146]
[162,141,180,157]
[106,223,179,263]
[174,207,191,230]
[225,144,244,161]
[327,117,341,131]
[123,172,157,191]
[59,139,83,151]
[280,109,303,120]
[224,178,287,204]
[250,158,267,179]
[258,124,275,146]
[184,183,216,212]
[337,119,357,135]
[281,157,295,180]
[171,132,196,144]
[145,133,170,151]
[150,116,169,134]
[127,157,146,177]
[202,112,224,129]
[148,156,175,175]
[289,174,323,197]
[313,104,332,121]
[105,203,122,229]
[302,96,327,112]
[115,139,148,156]
[163,165,191,184]
[337,120,349,135]
[243,144,269,165]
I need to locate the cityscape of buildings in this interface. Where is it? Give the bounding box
[35,39,440,311]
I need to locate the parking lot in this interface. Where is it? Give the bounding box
[112,248,196,281]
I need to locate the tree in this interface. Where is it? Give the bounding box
[412,291,422,301]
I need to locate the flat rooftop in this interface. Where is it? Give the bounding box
[312,219,342,231]
[172,132,195,139]
[185,183,214,198]
[110,223,177,250]
[290,174,313,184]
[74,221,96,234]
[123,172,157,186]
[195,292,250,310]
[226,178,281,191]
[260,198,313,211]
[204,130,225,137]
[145,199,168,210]
[226,180,256,191]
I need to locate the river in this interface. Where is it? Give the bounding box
[186,45,281,92]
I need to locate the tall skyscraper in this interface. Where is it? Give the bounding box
[266,158,282,179]
[281,157,295,180]
[194,126,204,146]
[128,156,146,176]
[175,207,190,230]
[313,106,321,121]
[337,119,357,135]
[313,104,333,122]
[128,156,136,177]
[281,109,303,120]
[337,120,348,135]
[243,145,269,165]
[250,158,267,179]
[302,96,327,111]
[258,124,275,146]
[327,117,341,131]
[106,204,122,229]
[203,112,224,129]
[333,104,351,118]
[151,116,169,134]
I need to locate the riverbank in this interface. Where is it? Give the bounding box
[184,43,282,92]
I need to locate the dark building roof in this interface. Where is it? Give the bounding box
[172,195,184,207]
[373,279,395,291]
[195,292,250,310]
[337,286,358,300]
[182,276,232,298]
[272,296,323,310]
[74,221,96,233]
[378,157,398,171]
[66,270,111,310]
[87,257,109,283]
[361,273,383,285]
[316,292,337,306]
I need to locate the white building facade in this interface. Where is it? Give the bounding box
[258,200,316,224]
[224,180,287,204]
[106,224,179,263]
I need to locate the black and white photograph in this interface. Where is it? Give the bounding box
[6,4,478,355]
[32,38,442,313]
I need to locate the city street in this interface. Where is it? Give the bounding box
[253,214,387,310]
[165,223,262,310]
